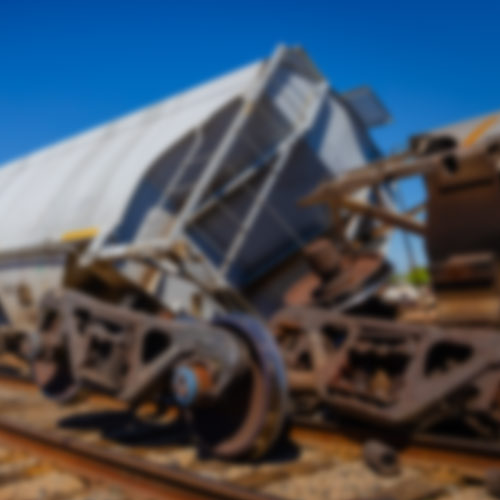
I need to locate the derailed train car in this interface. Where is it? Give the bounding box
[0,46,389,459]
[0,45,388,329]
[272,111,500,454]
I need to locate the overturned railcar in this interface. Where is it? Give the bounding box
[273,112,500,455]
[0,45,391,460]
[0,45,388,332]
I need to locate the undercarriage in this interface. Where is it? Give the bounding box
[26,131,500,461]
[272,306,500,452]
[32,289,288,460]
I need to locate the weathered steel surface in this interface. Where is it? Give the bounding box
[273,305,500,450]
[33,289,288,460]
[303,133,500,326]
[283,238,392,311]
[271,133,500,455]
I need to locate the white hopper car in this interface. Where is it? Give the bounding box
[0,45,389,332]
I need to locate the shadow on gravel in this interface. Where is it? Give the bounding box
[260,438,301,464]
[194,435,301,464]
[59,410,302,463]
[58,410,191,446]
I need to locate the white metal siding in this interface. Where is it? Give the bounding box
[0,61,262,253]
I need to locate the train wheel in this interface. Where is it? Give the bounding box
[181,315,288,460]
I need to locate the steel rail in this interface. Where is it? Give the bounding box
[291,419,500,480]
[0,414,280,500]
[0,374,499,497]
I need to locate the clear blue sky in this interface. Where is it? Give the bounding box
[1,0,499,270]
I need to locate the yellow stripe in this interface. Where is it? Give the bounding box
[463,115,499,147]
[61,226,99,242]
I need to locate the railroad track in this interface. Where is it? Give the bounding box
[292,418,500,477]
[0,414,278,500]
[0,372,497,499]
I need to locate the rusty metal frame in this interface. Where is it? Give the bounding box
[273,305,500,443]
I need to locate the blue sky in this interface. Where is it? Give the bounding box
[1,0,499,270]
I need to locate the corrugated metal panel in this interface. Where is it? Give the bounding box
[0,46,386,319]
[0,61,263,253]
[309,96,379,174]
[342,87,391,128]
